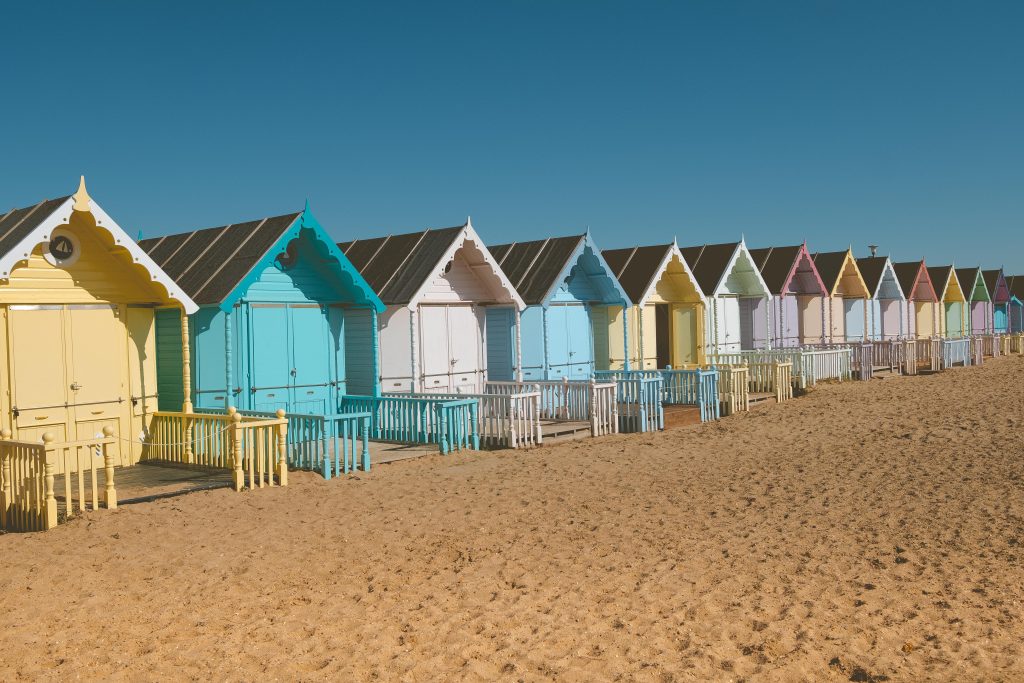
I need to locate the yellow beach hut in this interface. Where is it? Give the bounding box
[0,179,197,469]
[926,265,967,338]
[598,242,705,369]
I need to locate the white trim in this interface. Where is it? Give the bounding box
[405,223,526,311]
[710,241,771,298]
[873,257,907,302]
[636,243,707,307]
[0,196,199,313]
[536,233,632,306]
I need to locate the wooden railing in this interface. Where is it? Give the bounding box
[746,362,794,402]
[915,339,941,372]
[704,348,840,389]
[711,365,749,415]
[147,409,288,491]
[978,334,1001,358]
[659,368,720,422]
[971,337,985,366]
[1003,333,1024,355]
[342,395,479,454]
[1,429,117,532]
[402,389,541,449]
[940,338,972,369]
[197,408,373,479]
[594,371,665,433]
[484,379,618,438]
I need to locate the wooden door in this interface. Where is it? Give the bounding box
[67,304,126,465]
[564,304,593,379]
[419,305,452,392]
[671,303,698,365]
[485,307,516,381]
[636,305,658,368]
[288,304,331,415]
[249,304,291,411]
[8,305,71,444]
[880,299,901,340]
[654,304,671,369]
[447,305,481,392]
[716,298,741,352]
[545,306,572,378]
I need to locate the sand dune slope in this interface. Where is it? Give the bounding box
[2,357,1023,681]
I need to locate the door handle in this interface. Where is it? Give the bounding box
[290,368,297,376]
[70,382,82,391]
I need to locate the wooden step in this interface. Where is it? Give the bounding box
[663,404,702,428]
[748,392,778,409]
[539,420,591,441]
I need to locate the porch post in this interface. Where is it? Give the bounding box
[764,296,771,350]
[621,301,631,371]
[371,308,381,397]
[224,308,233,409]
[514,308,523,382]
[409,307,418,392]
[0,428,10,529]
[637,306,645,368]
[542,306,550,380]
[181,308,193,413]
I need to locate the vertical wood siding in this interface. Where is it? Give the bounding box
[155,308,185,411]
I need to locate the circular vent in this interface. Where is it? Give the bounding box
[44,228,81,267]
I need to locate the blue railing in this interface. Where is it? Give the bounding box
[593,371,665,433]
[196,408,373,479]
[594,368,720,424]
[340,395,480,454]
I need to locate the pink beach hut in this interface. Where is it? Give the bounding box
[748,243,828,347]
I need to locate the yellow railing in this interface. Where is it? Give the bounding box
[147,408,288,491]
[0,428,117,532]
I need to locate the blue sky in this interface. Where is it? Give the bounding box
[2,1,1022,271]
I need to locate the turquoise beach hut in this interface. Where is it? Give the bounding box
[487,233,631,381]
[140,204,384,474]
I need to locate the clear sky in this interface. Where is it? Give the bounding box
[3,1,1022,271]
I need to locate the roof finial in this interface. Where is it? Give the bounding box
[466,215,473,229]
[304,198,311,213]
[73,175,91,212]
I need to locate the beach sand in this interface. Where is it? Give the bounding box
[2,356,1023,681]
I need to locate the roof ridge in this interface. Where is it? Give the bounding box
[191,217,274,301]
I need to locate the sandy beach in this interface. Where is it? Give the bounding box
[2,357,1023,681]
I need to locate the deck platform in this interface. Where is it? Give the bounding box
[54,461,233,506]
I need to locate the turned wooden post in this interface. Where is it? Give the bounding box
[589,379,598,436]
[0,428,10,530]
[42,432,57,530]
[230,411,244,491]
[102,426,117,509]
[275,409,288,487]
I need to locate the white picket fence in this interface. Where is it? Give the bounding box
[392,389,542,449]
[706,347,851,389]
[484,379,618,438]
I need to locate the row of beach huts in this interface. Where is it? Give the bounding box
[2,179,1022,531]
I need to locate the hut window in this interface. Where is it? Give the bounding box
[44,228,81,267]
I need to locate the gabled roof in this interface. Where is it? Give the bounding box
[894,260,938,302]
[1007,276,1024,302]
[748,243,826,296]
[982,268,1010,303]
[140,204,383,312]
[955,267,989,303]
[490,232,629,306]
[678,241,769,297]
[811,249,869,298]
[855,256,905,300]
[926,265,964,303]
[0,178,197,313]
[602,242,704,305]
[339,219,525,309]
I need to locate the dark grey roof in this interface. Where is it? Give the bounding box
[0,196,72,259]
[338,226,464,304]
[955,267,986,302]
[856,257,889,294]
[1007,275,1024,301]
[678,242,740,295]
[139,212,301,305]
[894,261,936,301]
[811,251,850,291]
[926,266,954,296]
[982,269,1008,302]
[490,236,583,305]
[602,244,673,303]
[749,246,799,295]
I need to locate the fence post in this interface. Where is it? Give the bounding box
[438,406,450,455]
[588,379,598,436]
[42,432,57,530]
[361,418,371,471]
[275,409,289,487]
[0,428,10,530]
[102,426,117,509]
[230,411,244,491]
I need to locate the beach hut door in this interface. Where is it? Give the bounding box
[7,304,126,467]
[250,304,332,414]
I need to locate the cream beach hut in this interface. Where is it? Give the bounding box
[894,260,939,339]
[599,242,705,369]
[339,220,524,394]
[811,249,871,343]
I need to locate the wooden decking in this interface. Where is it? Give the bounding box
[54,461,233,506]
[369,441,443,465]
